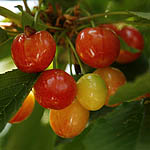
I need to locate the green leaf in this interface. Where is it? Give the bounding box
[0,28,8,44]
[15,5,34,29]
[135,100,150,150]
[0,6,21,26]
[141,27,150,59]
[109,72,150,105]
[1,103,57,150]
[0,69,40,132]
[119,36,140,53]
[0,38,13,60]
[16,5,46,31]
[81,102,146,150]
[43,0,78,12]
[56,101,150,150]
[80,0,111,14]
[129,11,150,20]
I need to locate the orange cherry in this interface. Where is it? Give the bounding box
[94,67,126,107]
[49,99,89,138]
[9,91,35,124]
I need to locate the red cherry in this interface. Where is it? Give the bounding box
[100,24,120,35]
[11,31,56,73]
[76,27,120,68]
[136,93,150,101]
[34,69,77,110]
[94,67,126,107]
[116,26,144,64]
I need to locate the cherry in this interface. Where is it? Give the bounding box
[11,30,56,73]
[136,93,150,101]
[94,67,126,107]
[34,69,77,110]
[100,23,120,35]
[9,91,35,124]
[116,26,144,64]
[76,73,107,111]
[75,27,120,68]
[49,100,89,138]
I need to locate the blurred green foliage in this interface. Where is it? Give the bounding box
[0,0,150,150]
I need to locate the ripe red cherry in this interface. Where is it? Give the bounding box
[76,27,120,68]
[34,69,77,109]
[11,30,56,73]
[116,26,144,64]
[100,24,120,35]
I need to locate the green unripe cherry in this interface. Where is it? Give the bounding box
[76,73,108,111]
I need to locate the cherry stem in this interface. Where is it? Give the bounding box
[66,36,85,74]
[81,8,95,27]
[33,0,43,26]
[77,11,129,22]
[38,0,43,10]
[23,0,32,15]
[67,43,73,76]
[24,26,36,37]
[34,10,40,27]
[38,22,64,31]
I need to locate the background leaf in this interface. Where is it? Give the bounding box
[0,6,21,25]
[0,38,13,60]
[16,5,46,31]
[0,69,40,132]
[0,0,150,149]
[0,27,8,44]
[43,0,78,12]
[82,102,144,150]
[135,99,150,150]
[56,101,150,150]
[0,103,57,150]
[129,11,150,20]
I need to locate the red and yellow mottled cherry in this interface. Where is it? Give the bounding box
[76,27,120,68]
[11,30,56,73]
[94,67,126,107]
[50,100,89,138]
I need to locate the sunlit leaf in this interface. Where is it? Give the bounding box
[0,69,40,132]
[129,11,150,20]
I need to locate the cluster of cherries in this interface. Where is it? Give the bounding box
[9,23,145,138]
